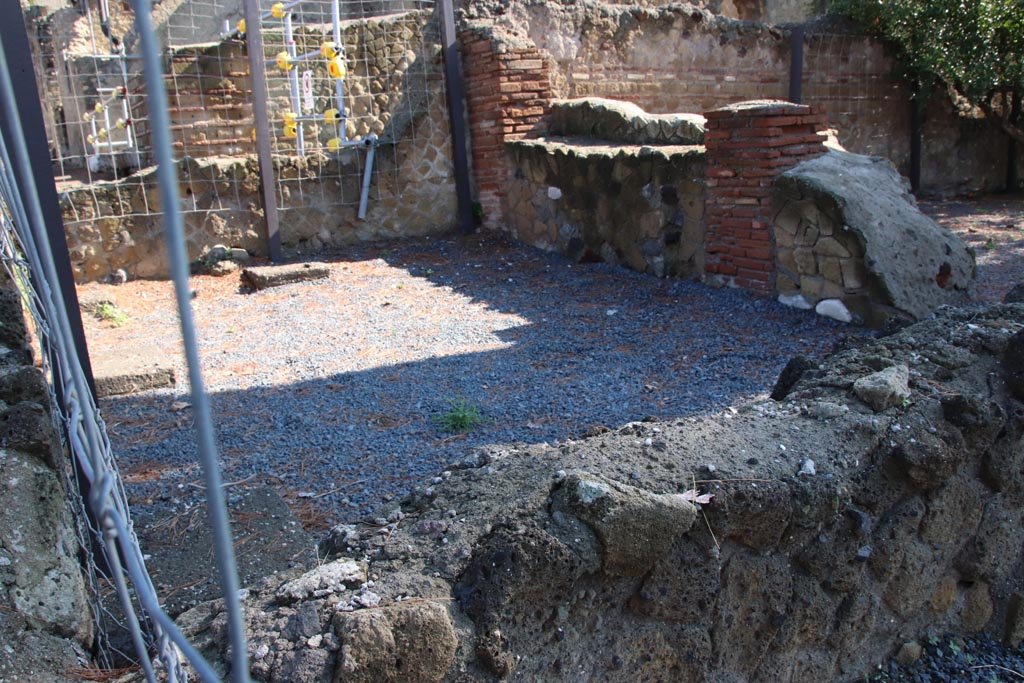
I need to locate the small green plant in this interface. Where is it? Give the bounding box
[433,398,484,433]
[95,302,129,327]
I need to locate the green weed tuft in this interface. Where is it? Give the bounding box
[433,398,484,433]
[95,301,129,327]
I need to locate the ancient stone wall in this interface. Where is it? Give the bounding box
[58,10,460,281]
[166,40,254,158]
[703,100,828,292]
[0,274,93,682]
[465,1,1021,196]
[61,86,456,282]
[460,26,553,230]
[506,139,706,278]
[771,150,975,327]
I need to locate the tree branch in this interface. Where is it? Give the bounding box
[979,97,1024,145]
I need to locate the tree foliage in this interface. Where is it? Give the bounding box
[827,0,1024,143]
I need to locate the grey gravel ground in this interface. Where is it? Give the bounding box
[871,634,1024,682]
[97,234,872,524]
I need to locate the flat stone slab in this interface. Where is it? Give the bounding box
[548,98,706,145]
[93,351,175,398]
[241,262,331,290]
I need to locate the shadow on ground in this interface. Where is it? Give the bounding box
[99,234,871,528]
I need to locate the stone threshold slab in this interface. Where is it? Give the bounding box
[93,352,175,398]
[241,262,331,290]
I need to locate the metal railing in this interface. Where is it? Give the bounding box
[0,2,251,679]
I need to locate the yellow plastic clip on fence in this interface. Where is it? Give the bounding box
[82,112,92,122]
[94,102,105,113]
[115,118,126,129]
[97,128,108,141]
[86,134,95,145]
[283,123,298,139]
[283,111,297,126]
[327,56,347,80]
[270,2,286,18]
[237,19,246,35]
[326,137,342,152]
[320,41,338,59]
[323,108,340,125]
[276,51,293,72]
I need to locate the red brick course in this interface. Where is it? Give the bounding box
[702,101,829,293]
[460,30,553,229]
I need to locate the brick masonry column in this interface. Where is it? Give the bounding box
[460,29,552,229]
[702,100,828,293]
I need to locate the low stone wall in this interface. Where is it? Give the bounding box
[0,275,93,682]
[500,98,974,328]
[173,303,1024,682]
[506,138,706,278]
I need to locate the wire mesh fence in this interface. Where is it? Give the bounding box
[22,0,457,283]
[802,32,910,162]
[253,0,451,247]
[2,1,256,679]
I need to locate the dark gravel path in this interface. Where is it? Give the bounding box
[872,634,1024,682]
[94,234,870,524]
[921,195,1024,304]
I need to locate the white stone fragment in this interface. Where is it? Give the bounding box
[815,298,853,323]
[778,293,814,310]
[798,459,816,476]
[547,186,563,200]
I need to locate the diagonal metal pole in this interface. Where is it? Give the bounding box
[129,0,252,680]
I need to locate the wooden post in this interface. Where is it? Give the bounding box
[438,0,476,234]
[909,94,923,195]
[0,2,96,397]
[789,27,804,104]
[242,0,283,261]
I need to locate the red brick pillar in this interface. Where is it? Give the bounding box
[460,30,552,229]
[703,101,828,293]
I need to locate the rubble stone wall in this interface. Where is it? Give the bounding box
[506,139,706,278]
[0,274,93,682]
[174,304,1024,683]
[59,12,458,282]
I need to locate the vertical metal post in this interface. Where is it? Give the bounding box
[0,2,96,398]
[788,26,804,104]
[909,93,922,195]
[284,12,305,156]
[1007,93,1020,193]
[243,0,282,261]
[437,0,476,234]
[331,0,348,143]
